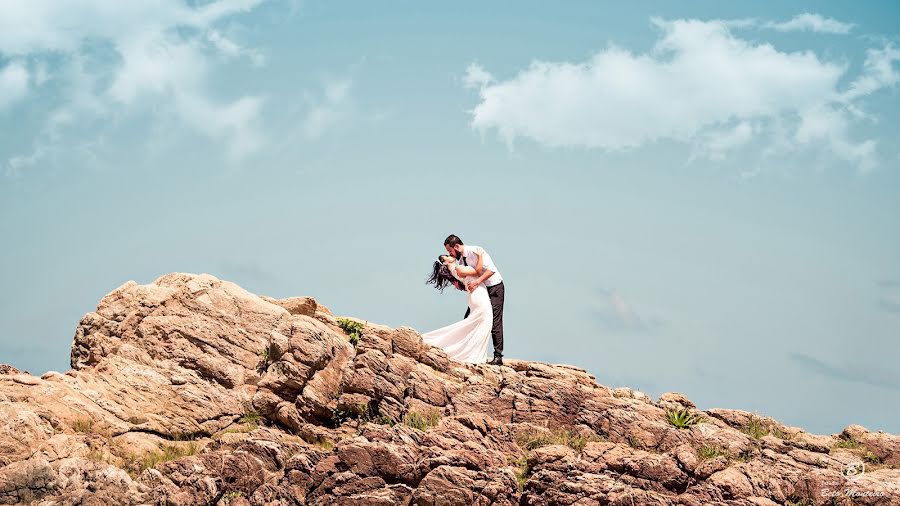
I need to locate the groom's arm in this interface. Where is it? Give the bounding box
[466,250,495,291]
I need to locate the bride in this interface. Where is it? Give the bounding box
[422,254,493,364]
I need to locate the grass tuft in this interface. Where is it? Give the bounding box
[72,418,95,434]
[122,441,202,478]
[514,425,605,455]
[698,444,729,460]
[513,454,530,492]
[665,407,703,429]
[402,407,441,431]
[832,436,861,449]
[239,409,262,426]
[864,451,881,464]
[741,415,769,440]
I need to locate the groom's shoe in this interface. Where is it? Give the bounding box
[487,354,503,366]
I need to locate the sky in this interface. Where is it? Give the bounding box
[1,0,898,435]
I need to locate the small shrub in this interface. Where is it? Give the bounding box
[665,407,703,429]
[832,436,861,449]
[402,408,441,431]
[864,451,881,464]
[222,491,244,503]
[772,426,794,440]
[336,318,365,346]
[741,415,769,440]
[698,444,728,460]
[734,448,754,462]
[257,346,271,372]
[239,410,262,426]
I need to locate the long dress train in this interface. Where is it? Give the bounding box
[422,268,493,364]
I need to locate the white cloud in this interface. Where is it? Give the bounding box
[303,79,352,140]
[0,62,29,110]
[842,45,900,103]
[466,17,896,172]
[463,63,493,89]
[0,0,269,171]
[766,13,854,34]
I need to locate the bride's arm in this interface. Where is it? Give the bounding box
[444,257,477,277]
[453,265,478,277]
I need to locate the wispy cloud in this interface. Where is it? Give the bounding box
[789,353,900,390]
[765,13,854,34]
[0,61,29,110]
[0,0,270,174]
[589,288,662,333]
[302,78,353,140]
[465,16,896,173]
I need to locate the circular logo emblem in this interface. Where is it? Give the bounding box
[843,461,865,481]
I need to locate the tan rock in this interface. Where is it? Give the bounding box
[0,272,896,505]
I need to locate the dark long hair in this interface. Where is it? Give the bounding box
[426,255,464,292]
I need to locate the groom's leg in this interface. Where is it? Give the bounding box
[488,282,505,356]
[464,307,470,319]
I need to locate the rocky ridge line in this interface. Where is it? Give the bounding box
[0,272,897,505]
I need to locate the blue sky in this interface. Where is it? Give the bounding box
[1,0,898,435]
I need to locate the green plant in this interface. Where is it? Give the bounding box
[772,426,794,440]
[665,407,703,429]
[568,431,606,454]
[832,436,861,449]
[741,415,769,440]
[864,451,881,464]
[698,444,729,460]
[514,426,604,455]
[626,434,642,449]
[336,318,365,346]
[71,417,95,433]
[257,345,271,372]
[402,408,442,431]
[312,436,334,450]
[734,448,754,462]
[239,409,262,426]
[222,491,244,503]
[513,454,530,492]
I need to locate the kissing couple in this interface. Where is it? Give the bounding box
[422,234,506,365]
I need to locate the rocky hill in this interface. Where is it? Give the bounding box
[0,273,897,505]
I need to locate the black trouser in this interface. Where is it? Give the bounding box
[464,281,505,356]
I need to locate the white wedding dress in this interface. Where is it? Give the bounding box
[422,265,493,364]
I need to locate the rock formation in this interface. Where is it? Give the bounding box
[0,272,897,505]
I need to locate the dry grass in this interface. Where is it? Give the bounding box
[402,408,441,431]
[119,441,202,478]
[514,425,605,455]
[512,454,530,492]
[741,415,770,440]
[697,444,729,460]
[71,418,95,434]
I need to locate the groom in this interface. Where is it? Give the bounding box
[443,234,505,365]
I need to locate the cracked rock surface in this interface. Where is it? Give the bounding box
[0,273,897,505]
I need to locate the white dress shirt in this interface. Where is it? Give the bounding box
[461,245,503,287]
